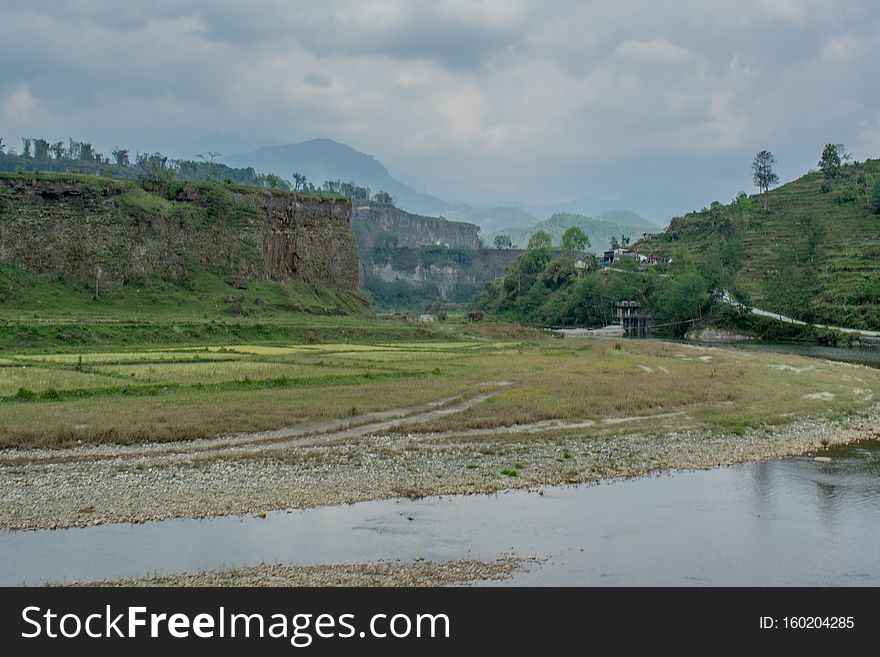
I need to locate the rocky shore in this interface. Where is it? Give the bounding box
[66,558,525,587]
[2,405,878,531]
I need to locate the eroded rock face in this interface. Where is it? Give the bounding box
[0,176,359,291]
[352,204,481,249]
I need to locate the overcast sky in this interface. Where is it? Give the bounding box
[1,0,878,217]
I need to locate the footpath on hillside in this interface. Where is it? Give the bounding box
[719,291,880,338]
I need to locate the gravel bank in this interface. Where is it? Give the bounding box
[65,558,525,587]
[2,406,879,531]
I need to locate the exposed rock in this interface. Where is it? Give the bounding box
[0,175,359,291]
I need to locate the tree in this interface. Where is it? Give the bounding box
[0,137,4,154]
[561,226,589,254]
[610,235,619,250]
[734,191,751,225]
[527,230,552,252]
[870,178,880,215]
[818,143,850,182]
[112,147,130,167]
[68,139,81,160]
[197,151,221,164]
[493,234,513,250]
[752,150,778,210]
[21,137,32,158]
[50,141,66,160]
[373,190,394,205]
[265,173,281,189]
[79,142,95,161]
[292,172,306,191]
[620,234,630,247]
[32,139,50,159]
[137,152,176,195]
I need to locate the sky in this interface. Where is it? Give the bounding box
[1,0,878,219]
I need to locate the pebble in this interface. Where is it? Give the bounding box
[1,405,878,532]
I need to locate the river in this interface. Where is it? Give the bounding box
[1,342,878,586]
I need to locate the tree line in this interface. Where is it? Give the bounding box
[0,134,397,204]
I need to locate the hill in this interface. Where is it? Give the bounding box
[487,211,657,252]
[225,139,451,216]
[634,158,880,330]
[442,205,539,234]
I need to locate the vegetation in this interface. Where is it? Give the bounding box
[0,134,402,206]
[493,234,513,249]
[818,143,851,183]
[752,150,779,210]
[2,335,876,449]
[474,227,715,335]
[638,157,880,330]
[486,211,656,253]
[0,140,277,189]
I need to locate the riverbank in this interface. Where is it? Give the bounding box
[64,558,526,587]
[2,404,877,531]
[3,337,880,531]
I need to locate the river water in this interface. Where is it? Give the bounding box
[1,439,878,586]
[1,342,878,586]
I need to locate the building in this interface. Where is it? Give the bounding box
[615,300,652,338]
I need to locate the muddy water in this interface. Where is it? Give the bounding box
[2,439,878,586]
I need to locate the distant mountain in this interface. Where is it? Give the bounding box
[225,138,451,216]
[443,205,539,234]
[478,196,666,225]
[225,138,656,237]
[486,211,658,253]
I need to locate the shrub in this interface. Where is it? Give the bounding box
[15,387,36,401]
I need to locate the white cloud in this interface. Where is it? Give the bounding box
[3,87,34,118]
[820,35,862,64]
[0,0,877,215]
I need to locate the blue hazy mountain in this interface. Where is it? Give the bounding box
[225,138,450,216]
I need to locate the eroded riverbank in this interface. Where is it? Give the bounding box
[4,438,879,586]
[2,404,877,531]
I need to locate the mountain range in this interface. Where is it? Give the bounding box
[226,137,661,234]
[225,139,450,216]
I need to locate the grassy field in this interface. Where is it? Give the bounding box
[2,333,877,449]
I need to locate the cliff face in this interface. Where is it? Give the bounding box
[0,174,359,291]
[350,201,524,307]
[352,204,481,249]
[365,247,523,301]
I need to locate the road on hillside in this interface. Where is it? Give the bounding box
[719,291,880,338]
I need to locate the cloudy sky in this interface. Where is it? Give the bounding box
[1,0,878,218]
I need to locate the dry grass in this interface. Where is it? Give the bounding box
[1,337,877,449]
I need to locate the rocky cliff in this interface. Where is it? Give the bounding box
[350,201,525,308]
[364,247,523,304]
[0,173,359,291]
[352,203,481,249]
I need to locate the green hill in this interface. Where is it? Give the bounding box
[488,211,657,253]
[635,158,880,329]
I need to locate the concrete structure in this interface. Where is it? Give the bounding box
[615,300,652,338]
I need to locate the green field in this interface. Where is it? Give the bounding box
[2,332,877,449]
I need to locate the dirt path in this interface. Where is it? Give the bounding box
[0,382,511,467]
